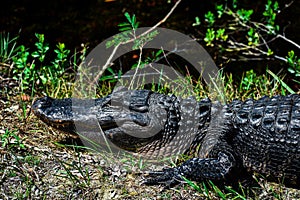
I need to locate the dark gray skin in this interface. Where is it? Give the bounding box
[32,89,300,186]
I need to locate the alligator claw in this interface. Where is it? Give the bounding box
[143,167,183,187]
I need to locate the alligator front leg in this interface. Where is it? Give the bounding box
[144,151,235,186]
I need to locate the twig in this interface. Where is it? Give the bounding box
[277,34,300,50]
[128,46,144,89]
[91,0,182,85]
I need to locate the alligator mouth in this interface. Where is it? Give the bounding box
[32,96,76,132]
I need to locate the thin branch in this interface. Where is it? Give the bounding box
[277,34,300,50]
[128,46,144,89]
[91,0,182,85]
[135,0,182,39]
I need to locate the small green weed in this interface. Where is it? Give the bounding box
[263,0,280,33]
[11,33,81,97]
[236,9,253,22]
[204,11,215,27]
[204,28,215,47]
[286,50,300,77]
[55,152,91,187]
[24,155,41,166]
[31,33,49,63]
[184,178,247,199]
[0,129,25,150]
[238,69,281,98]
[14,34,63,91]
[0,31,20,63]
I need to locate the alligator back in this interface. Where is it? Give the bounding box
[228,94,300,183]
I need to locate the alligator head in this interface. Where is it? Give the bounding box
[32,90,172,153]
[32,89,209,159]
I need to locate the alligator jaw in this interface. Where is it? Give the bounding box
[32,96,76,132]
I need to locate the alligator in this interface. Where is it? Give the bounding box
[31,89,300,186]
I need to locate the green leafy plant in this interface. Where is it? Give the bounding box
[0,129,25,149]
[247,28,259,46]
[216,28,228,41]
[47,42,70,85]
[106,12,140,49]
[216,4,224,18]
[12,45,32,90]
[31,33,49,63]
[236,9,253,22]
[204,11,215,27]
[241,69,258,91]
[204,28,215,46]
[12,33,73,95]
[118,12,139,31]
[263,0,279,33]
[192,16,201,26]
[104,12,160,85]
[193,0,299,88]
[286,50,300,77]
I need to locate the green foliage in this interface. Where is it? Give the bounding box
[204,28,228,46]
[247,28,259,46]
[0,129,25,149]
[105,31,131,49]
[118,12,139,31]
[183,178,247,199]
[193,0,299,88]
[52,43,70,70]
[241,69,259,91]
[106,12,140,48]
[263,0,279,33]
[204,28,215,46]
[31,33,49,63]
[12,33,72,95]
[132,49,163,70]
[216,4,224,18]
[99,67,122,83]
[286,50,300,77]
[236,9,253,22]
[267,48,274,56]
[204,11,215,26]
[12,45,32,89]
[0,32,20,63]
[104,12,161,85]
[267,69,294,94]
[12,45,29,72]
[232,0,238,9]
[192,16,201,26]
[216,28,228,41]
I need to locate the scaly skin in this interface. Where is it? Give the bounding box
[32,89,300,186]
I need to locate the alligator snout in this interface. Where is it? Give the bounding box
[32,96,76,132]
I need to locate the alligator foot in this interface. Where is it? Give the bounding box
[143,152,235,186]
[143,167,183,187]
